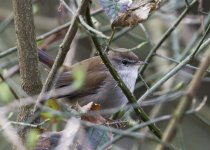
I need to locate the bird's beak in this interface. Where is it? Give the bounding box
[136,61,148,65]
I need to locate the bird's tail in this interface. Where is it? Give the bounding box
[38,48,54,68]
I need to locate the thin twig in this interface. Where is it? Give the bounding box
[108,28,116,47]
[81,121,174,150]
[129,42,148,51]
[33,0,91,112]
[0,13,13,34]
[0,112,27,150]
[0,119,49,131]
[156,24,210,150]
[184,0,190,7]
[78,15,109,39]
[0,8,103,59]
[60,0,74,15]
[0,22,70,59]
[113,27,134,41]
[137,23,210,104]
[138,73,150,90]
[85,5,162,139]
[180,12,210,60]
[155,53,210,73]
[139,23,152,47]
[99,97,206,150]
[139,0,197,74]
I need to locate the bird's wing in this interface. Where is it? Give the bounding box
[55,71,74,88]
[55,70,108,99]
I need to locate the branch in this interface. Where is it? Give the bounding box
[155,24,210,150]
[180,13,210,59]
[137,23,210,103]
[139,0,197,74]
[85,5,162,139]
[0,112,27,150]
[0,8,102,59]
[33,0,91,112]
[78,15,109,39]
[184,0,190,7]
[99,97,206,150]
[0,13,13,34]
[155,52,210,73]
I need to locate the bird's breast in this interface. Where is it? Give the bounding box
[117,68,138,92]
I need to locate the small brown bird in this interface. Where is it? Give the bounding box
[38,48,145,110]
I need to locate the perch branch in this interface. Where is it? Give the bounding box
[85,5,162,139]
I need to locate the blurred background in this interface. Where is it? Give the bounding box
[0,0,210,149]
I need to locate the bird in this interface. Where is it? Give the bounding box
[38,48,145,111]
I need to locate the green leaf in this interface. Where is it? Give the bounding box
[36,39,44,46]
[0,83,14,102]
[172,82,185,91]
[32,4,39,14]
[72,66,86,90]
[47,98,60,110]
[26,129,40,149]
[41,99,63,121]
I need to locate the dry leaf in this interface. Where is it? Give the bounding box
[111,0,160,28]
[81,102,106,124]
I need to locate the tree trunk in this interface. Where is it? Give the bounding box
[12,0,42,141]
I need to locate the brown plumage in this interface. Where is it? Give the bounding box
[38,49,144,110]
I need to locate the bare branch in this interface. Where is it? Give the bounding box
[139,0,197,74]
[33,0,91,113]
[156,24,210,150]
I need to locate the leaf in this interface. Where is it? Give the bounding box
[26,129,40,149]
[32,4,39,14]
[111,1,158,28]
[36,39,44,46]
[46,98,60,110]
[72,66,86,90]
[172,82,185,91]
[0,83,14,102]
[98,0,161,28]
[80,102,105,124]
[41,99,62,122]
[90,103,101,111]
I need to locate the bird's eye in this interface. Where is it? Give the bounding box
[122,59,128,65]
